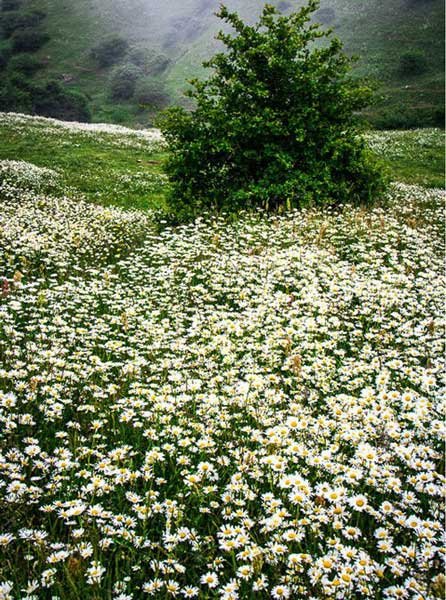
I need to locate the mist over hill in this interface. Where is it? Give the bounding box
[1,0,444,126]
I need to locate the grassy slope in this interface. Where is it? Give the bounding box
[367,129,445,189]
[0,115,443,216]
[0,116,167,210]
[30,0,135,123]
[26,0,445,125]
[167,0,445,123]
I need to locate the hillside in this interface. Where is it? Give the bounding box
[0,0,444,126]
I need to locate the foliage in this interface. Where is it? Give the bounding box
[0,77,32,112]
[128,47,149,68]
[0,0,22,11]
[0,2,95,123]
[32,80,91,122]
[0,9,46,38]
[146,53,171,75]
[135,78,170,109]
[109,64,142,100]
[8,52,42,75]
[0,70,91,121]
[11,27,49,52]
[91,35,129,68]
[0,47,11,69]
[159,1,386,219]
[372,102,444,129]
[399,50,428,75]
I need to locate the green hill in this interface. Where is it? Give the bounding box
[0,0,444,127]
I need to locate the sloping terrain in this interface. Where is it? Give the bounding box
[1,0,444,125]
[0,113,444,598]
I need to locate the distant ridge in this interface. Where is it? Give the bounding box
[2,0,444,126]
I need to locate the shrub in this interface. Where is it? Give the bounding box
[135,78,170,109]
[109,64,142,100]
[91,36,129,68]
[1,0,22,11]
[159,1,386,219]
[0,47,11,69]
[372,104,445,129]
[1,9,46,37]
[0,76,32,112]
[128,47,148,68]
[11,28,49,52]
[0,11,21,37]
[7,69,32,89]
[399,50,428,75]
[32,80,91,122]
[433,105,444,127]
[8,53,42,75]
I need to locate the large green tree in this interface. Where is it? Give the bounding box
[159,1,385,219]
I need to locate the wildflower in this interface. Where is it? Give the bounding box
[349,495,368,511]
[200,572,219,588]
[86,561,106,584]
[271,585,291,598]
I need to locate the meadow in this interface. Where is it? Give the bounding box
[0,113,444,599]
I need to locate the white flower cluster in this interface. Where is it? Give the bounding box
[0,160,60,192]
[0,179,444,599]
[365,129,444,163]
[0,112,164,151]
[0,181,152,282]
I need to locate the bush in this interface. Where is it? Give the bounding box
[399,50,428,75]
[32,80,91,122]
[128,47,148,68]
[0,47,11,69]
[0,11,21,37]
[135,78,170,109]
[159,1,386,219]
[1,0,22,11]
[97,105,134,124]
[0,76,32,112]
[147,54,171,75]
[8,53,42,75]
[433,105,444,127]
[372,104,445,129]
[91,36,128,68]
[109,64,142,100]
[1,9,46,37]
[11,28,49,52]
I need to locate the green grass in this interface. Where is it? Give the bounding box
[0,116,168,211]
[366,128,445,189]
[3,0,442,126]
[0,115,443,219]
[0,113,444,600]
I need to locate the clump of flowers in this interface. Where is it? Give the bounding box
[0,111,164,151]
[0,122,444,599]
[0,160,60,193]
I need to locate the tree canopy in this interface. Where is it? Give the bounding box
[159,1,386,219]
